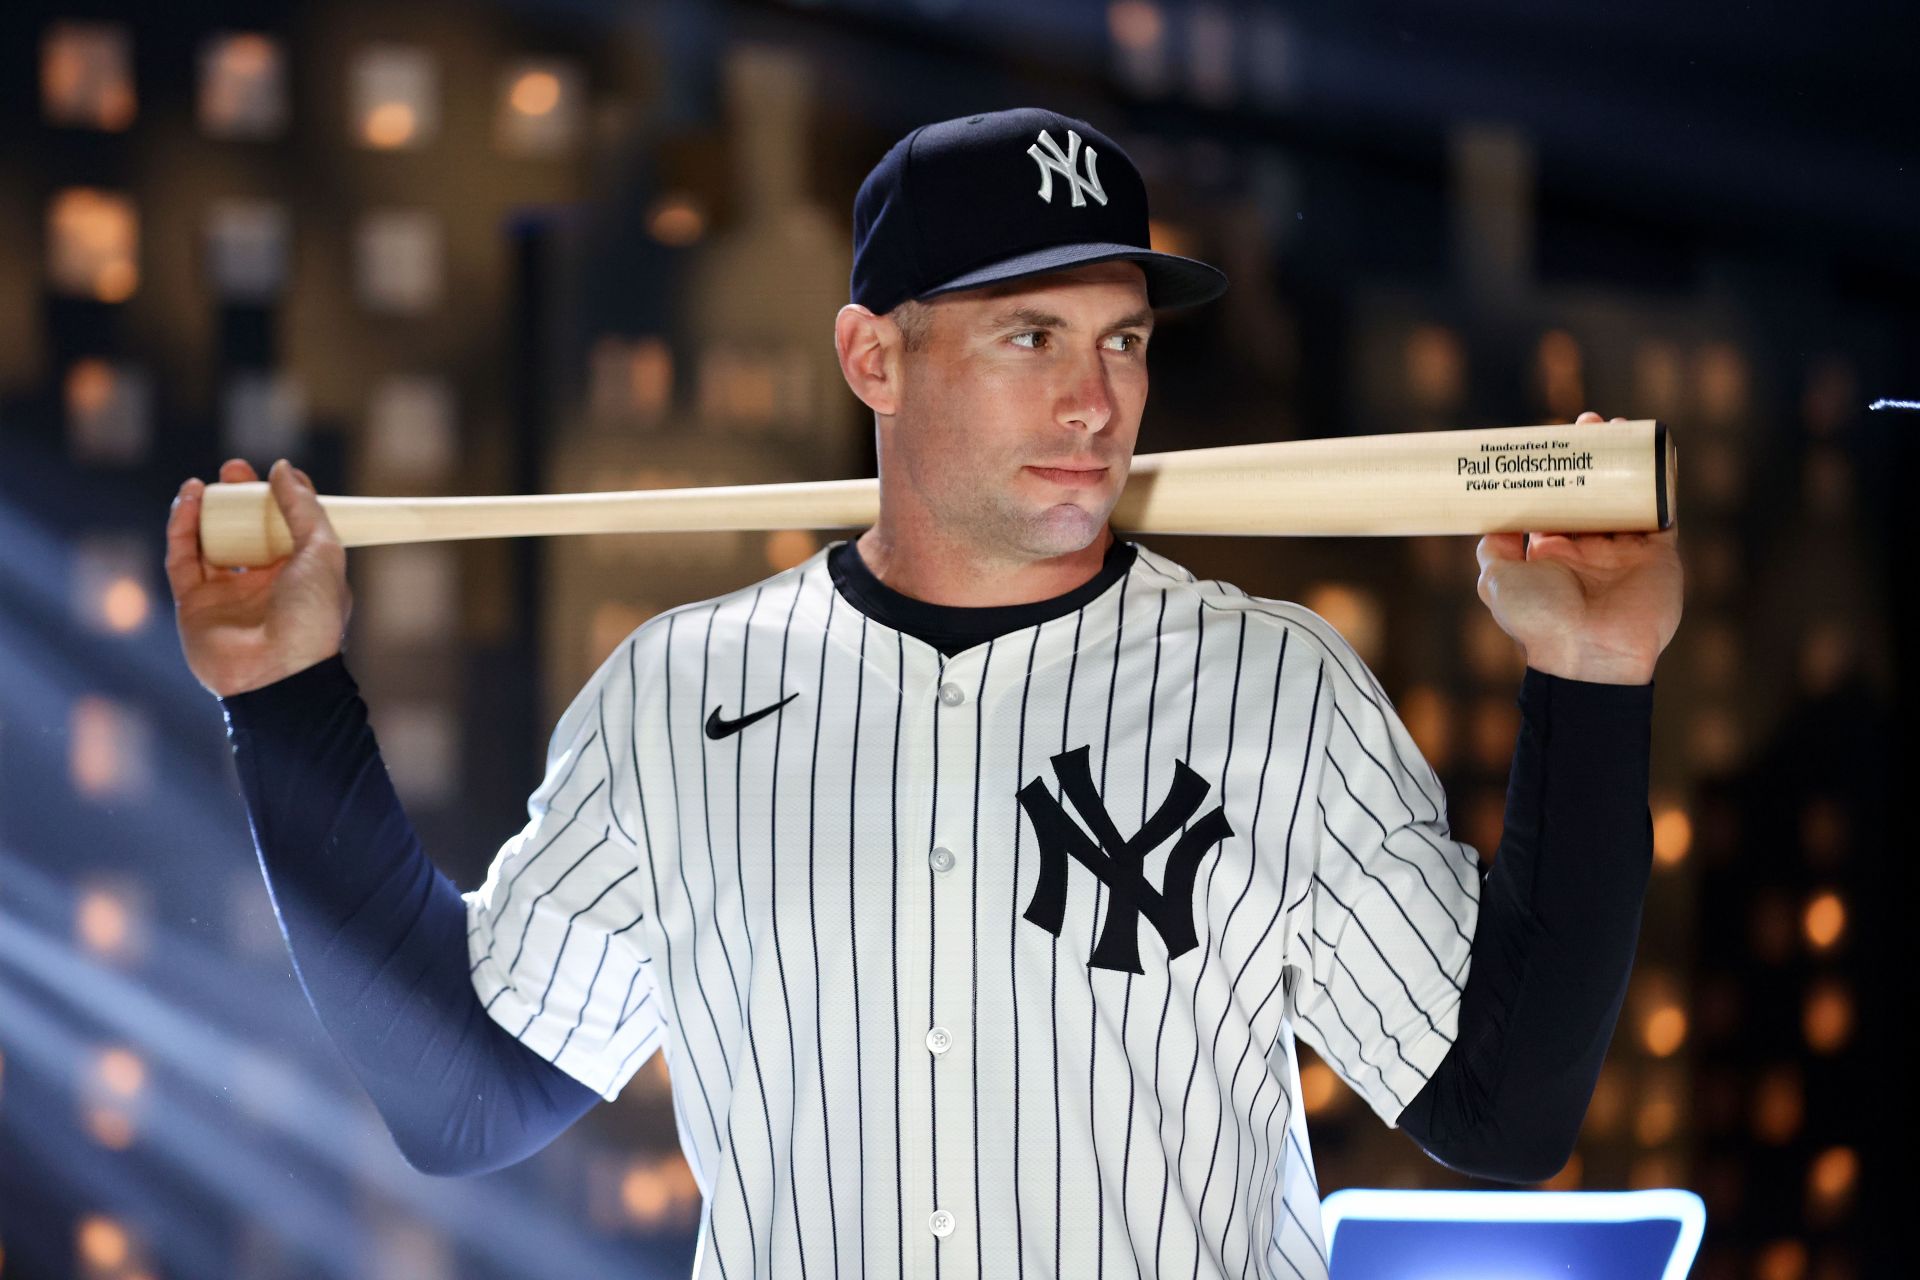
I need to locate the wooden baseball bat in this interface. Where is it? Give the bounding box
[197,419,1674,568]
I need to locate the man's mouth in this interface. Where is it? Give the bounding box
[1025,464,1108,487]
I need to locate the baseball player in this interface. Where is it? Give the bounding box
[169,108,1683,1279]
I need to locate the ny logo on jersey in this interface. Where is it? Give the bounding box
[1026,128,1109,209]
[1016,745,1234,974]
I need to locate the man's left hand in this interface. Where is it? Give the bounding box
[1473,412,1684,685]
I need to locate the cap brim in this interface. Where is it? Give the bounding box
[915,241,1228,310]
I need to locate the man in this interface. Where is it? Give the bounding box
[168,108,1682,1279]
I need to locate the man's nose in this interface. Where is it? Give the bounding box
[1057,353,1115,433]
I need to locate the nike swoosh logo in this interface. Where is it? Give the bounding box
[705,692,799,740]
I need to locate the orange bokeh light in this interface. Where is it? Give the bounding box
[97,1047,146,1097]
[363,101,416,148]
[102,576,149,632]
[75,889,130,955]
[1641,1004,1687,1058]
[1803,891,1846,951]
[1651,803,1692,867]
[76,1216,129,1269]
[1802,981,1853,1053]
[510,71,561,116]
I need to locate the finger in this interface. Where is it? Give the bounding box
[1476,532,1527,572]
[1575,411,1603,424]
[219,457,259,484]
[165,478,212,596]
[267,458,331,549]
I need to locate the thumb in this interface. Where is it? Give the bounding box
[267,459,328,548]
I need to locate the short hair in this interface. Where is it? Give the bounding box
[887,298,935,353]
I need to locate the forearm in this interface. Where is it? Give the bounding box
[1397,665,1655,1182]
[220,655,601,1175]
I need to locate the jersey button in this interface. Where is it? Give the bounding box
[925,1026,953,1055]
[938,681,965,707]
[929,1209,955,1238]
[929,846,955,873]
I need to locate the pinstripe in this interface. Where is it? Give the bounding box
[807,586,842,1278]
[769,570,812,1280]
[1088,577,1127,1280]
[463,541,1478,1280]
[971,638,995,1280]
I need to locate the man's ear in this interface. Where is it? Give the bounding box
[835,304,904,417]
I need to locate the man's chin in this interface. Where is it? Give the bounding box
[1020,502,1111,557]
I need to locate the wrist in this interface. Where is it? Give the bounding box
[1523,647,1654,686]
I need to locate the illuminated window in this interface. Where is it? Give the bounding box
[1187,4,1235,105]
[1801,354,1856,437]
[764,530,817,573]
[364,546,460,646]
[1301,582,1384,668]
[1802,980,1853,1053]
[1694,341,1749,426]
[590,601,659,668]
[1802,890,1846,952]
[71,535,151,636]
[70,696,153,800]
[373,702,458,807]
[205,199,289,301]
[42,22,135,131]
[1650,795,1692,868]
[698,345,778,428]
[1403,324,1466,411]
[76,1216,141,1273]
[1461,608,1526,684]
[65,359,152,465]
[1535,329,1584,420]
[1397,685,1454,770]
[1108,1,1169,95]
[616,1154,701,1230]
[1751,1067,1804,1144]
[223,371,306,461]
[356,210,443,313]
[367,375,458,481]
[1246,12,1297,106]
[497,60,584,155]
[199,33,286,138]
[74,879,150,962]
[1467,697,1520,772]
[588,336,674,427]
[47,188,139,301]
[1633,340,1684,420]
[646,195,706,247]
[351,45,437,149]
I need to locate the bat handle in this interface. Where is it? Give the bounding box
[199,482,294,567]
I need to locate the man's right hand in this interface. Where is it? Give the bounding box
[167,457,354,698]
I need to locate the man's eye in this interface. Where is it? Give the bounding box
[1105,333,1143,353]
[1011,331,1047,349]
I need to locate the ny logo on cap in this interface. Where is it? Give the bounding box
[1027,128,1109,209]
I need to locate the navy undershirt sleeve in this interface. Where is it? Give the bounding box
[220,655,601,1177]
[1394,665,1656,1183]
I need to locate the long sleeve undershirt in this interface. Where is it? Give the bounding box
[219,540,1653,1181]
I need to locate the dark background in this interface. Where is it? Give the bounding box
[0,1,1912,1277]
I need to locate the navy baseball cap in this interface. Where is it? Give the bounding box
[850,107,1229,315]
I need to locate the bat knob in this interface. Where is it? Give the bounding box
[199,481,295,568]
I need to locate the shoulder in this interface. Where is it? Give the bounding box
[619,543,838,668]
[1124,541,1365,671]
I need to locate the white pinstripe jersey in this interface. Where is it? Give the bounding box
[466,539,1481,1280]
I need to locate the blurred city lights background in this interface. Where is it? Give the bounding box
[0,1,1911,1277]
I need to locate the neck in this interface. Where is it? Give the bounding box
[854,518,1115,607]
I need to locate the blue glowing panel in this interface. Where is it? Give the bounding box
[1322,1188,1705,1280]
